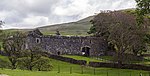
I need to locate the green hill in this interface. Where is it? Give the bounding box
[1,15,94,36]
[38,16,94,35]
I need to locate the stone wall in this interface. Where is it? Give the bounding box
[89,62,150,71]
[48,54,87,65]
[26,29,108,56]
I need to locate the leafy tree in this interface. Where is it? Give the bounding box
[0,20,5,28]
[55,30,60,35]
[19,47,42,70]
[88,11,148,64]
[3,32,26,69]
[136,0,150,25]
[18,45,52,71]
[135,0,150,55]
[0,20,5,41]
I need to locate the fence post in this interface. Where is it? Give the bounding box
[139,72,142,76]
[93,68,95,75]
[130,71,131,76]
[58,65,60,73]
[118,72,120,76]
[107,70,108,76]
[81,66,83,74]
[70,67,72,74]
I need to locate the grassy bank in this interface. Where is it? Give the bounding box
[0,55,149,76]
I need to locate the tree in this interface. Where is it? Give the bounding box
[55,30,60,35]
[0,20,5,41]
[3,32,26,69]
[0,20,5,28]
[18,45,53,71]
[135,0,150,55]
[88,11,148,64]
[136,0,150,25]
[19,46,42,70]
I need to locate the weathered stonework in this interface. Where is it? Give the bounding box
[26,29,108,56]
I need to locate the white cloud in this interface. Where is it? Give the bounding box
[54,0,136,19]
[54,0,91,17]
[22,15,49,27]
[0,0,136,29]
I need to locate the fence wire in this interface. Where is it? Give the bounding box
[55,65,150,76]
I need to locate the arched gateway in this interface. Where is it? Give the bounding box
[81,46,90,56]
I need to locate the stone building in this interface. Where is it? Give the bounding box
[26,29,108,56]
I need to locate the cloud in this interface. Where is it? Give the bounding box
[0,0,136,29]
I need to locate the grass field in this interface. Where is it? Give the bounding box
[0,68,149,76]
[0,55,149,76]
[63,55,150,66]
[62,55,113,63]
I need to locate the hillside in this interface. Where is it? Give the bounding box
[38,16,94,35]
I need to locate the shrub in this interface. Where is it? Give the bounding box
[33,57,53,71]
[0,59,10,69]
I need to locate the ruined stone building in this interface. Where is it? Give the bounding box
[26,29,108,56]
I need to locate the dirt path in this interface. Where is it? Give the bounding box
[0,74,8,76]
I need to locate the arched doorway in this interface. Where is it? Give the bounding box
[57,51,60,55]
[82,47,90,56]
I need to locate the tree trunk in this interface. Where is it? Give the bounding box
[29,51,34,71]
[9,58,17,70]
[29,66,32,71]
[117,53,122,65]
[11,61,16,70]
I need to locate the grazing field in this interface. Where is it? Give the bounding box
[0,55,149,76]
[62,55,113,63]
[63,55,150,66]
[0,68,149,76]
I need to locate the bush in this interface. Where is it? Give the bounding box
[0,59,10,69]
[17,57,31,70]
[34,57,53,71]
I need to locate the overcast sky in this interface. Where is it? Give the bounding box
[0,0,136,29]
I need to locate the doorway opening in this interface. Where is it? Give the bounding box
[81,46,90,56]
[57,51,60,55]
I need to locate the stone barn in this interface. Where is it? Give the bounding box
[26,29,108,56]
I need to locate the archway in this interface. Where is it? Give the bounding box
[82,47,90,56]
[57,51,60,55]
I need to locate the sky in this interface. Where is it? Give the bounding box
[0,0,136,29]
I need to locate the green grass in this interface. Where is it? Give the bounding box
[0,55,149,76]
[62,55,101,63]
[62,55,150,66]
[39,16,93,36]
[0,64,149,76]
[41,30,91,36]
[0,55,9,62]
[0,68,149,76]
[62,55,113,63]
